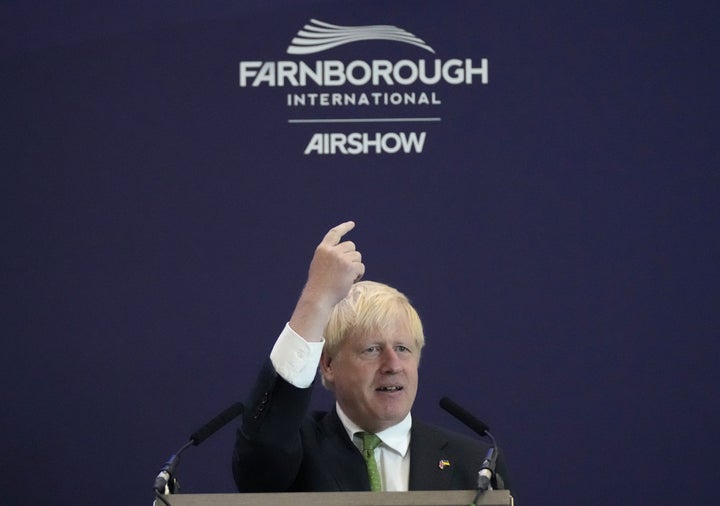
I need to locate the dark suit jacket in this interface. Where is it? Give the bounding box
[233,360,509,492]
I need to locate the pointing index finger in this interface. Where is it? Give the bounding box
[323,221,356,246]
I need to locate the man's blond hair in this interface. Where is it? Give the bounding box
[323,280,425,359]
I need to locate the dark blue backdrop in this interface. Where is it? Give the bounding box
[2,2,718,505]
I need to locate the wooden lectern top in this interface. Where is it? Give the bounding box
[160,489,512,506]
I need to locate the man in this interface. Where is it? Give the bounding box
[233,221,509,492]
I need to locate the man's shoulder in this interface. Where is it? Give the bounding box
[412,418,511,491]
[303,408,345,436]
[412,419,493,450]
[307,409,333,423]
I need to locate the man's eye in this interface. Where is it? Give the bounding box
[396,345,410,353]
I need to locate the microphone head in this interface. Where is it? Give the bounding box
[190,402,244,445]
[439,396,490,436]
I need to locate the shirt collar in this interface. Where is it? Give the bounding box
[336,402,412,457]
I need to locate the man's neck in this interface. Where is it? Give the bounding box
[335,402,412,454]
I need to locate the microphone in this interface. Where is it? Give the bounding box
[439,397,498,497]
[439,396,491,437]
[189,401,245,446]
[154,402,244,496]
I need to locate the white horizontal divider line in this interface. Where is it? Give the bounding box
[288,117,442,124]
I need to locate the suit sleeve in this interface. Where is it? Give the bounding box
[233,359,314,492]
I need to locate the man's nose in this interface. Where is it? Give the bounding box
[381,348,402,373]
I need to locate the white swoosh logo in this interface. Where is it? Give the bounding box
[287,19,435,55]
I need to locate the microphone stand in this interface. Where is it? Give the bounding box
[472,430,498,505]
[438,397,499,506]
[153,440,193,505]
[152,402,244,506]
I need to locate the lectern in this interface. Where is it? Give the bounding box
[159,490,513,506]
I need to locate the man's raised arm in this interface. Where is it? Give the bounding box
[288,221,365,342]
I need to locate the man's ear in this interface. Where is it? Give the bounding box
[319,351,334,382]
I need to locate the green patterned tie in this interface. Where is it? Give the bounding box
[358,432,382,491]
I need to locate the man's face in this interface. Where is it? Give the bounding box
[320,315,420,433]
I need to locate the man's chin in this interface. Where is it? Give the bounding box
[374,406,411,428]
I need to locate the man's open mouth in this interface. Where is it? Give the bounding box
[376,386,403,392]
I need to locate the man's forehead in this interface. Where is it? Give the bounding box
[348,318,416,342]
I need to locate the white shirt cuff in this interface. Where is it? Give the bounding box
[269,323,325,388]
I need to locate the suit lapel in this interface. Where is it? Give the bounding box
[408,421,455,490]
[318,409,371,491]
